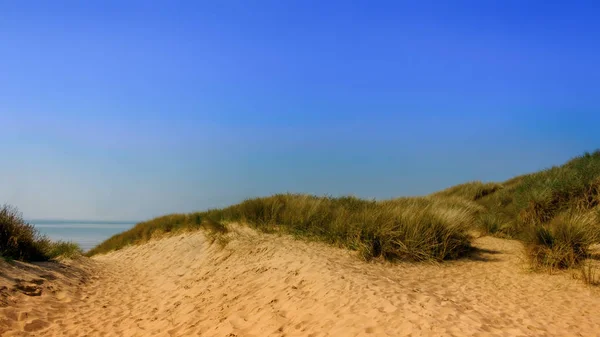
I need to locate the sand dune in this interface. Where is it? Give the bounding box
[1,225,600,336]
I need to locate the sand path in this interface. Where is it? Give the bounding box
[1,226,600,336]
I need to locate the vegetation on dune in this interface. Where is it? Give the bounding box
[433,181,503,201]
[525,212,599,270]
[0,205,82,262]
[83,149,600,274]
[471,151,600,271]
[86,214,228,256]
[225,195,478,261]
[476,151,600,235]
[88,195,480,261]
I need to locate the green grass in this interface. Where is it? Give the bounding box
[0,205,82,262]
[83,149,600,271]
[46,241,83,259]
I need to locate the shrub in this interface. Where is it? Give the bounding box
[0,205,48,261]
[0,205,81,261]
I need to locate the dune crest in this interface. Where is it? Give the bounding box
[2,225,600,336]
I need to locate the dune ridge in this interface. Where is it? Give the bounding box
[1,225,600,336]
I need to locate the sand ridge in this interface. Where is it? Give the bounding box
[1,225,600,336]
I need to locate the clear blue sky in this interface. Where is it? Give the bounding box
[1,1,599,221]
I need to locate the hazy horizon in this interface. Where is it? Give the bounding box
[27,219,137,251]
[2,1,599,221]
[15,152,592,223]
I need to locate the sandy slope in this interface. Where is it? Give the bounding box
[1,225,600,337]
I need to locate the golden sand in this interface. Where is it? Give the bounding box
[2,225,599,336]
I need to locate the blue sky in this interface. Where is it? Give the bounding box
[1,1,599,221]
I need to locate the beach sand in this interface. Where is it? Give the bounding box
[1,225,599,336]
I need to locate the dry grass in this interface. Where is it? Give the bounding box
[466,151,600,272]
[89,195,479,262]
[525,212,599,270]
[511,151,600,229]
[580,260,600,286]
[86,213,228,256]
[432,181,503,201]
[0,204,81,261]
[478,212,507,236]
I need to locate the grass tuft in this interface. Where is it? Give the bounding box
[580,260,600,286]
[525,212,599,270]
[478,213,503,236]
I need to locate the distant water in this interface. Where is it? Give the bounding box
[30,220,137,252]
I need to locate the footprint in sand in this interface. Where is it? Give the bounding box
[23,319,50,332]
[15,282,43,297]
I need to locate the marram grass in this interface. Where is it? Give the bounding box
[88,195,479,262]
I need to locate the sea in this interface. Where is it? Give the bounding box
[30,220,138,252]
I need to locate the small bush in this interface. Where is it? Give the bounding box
[525,212,599,270]
[0,205,81,261]
[0,205,48,261]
